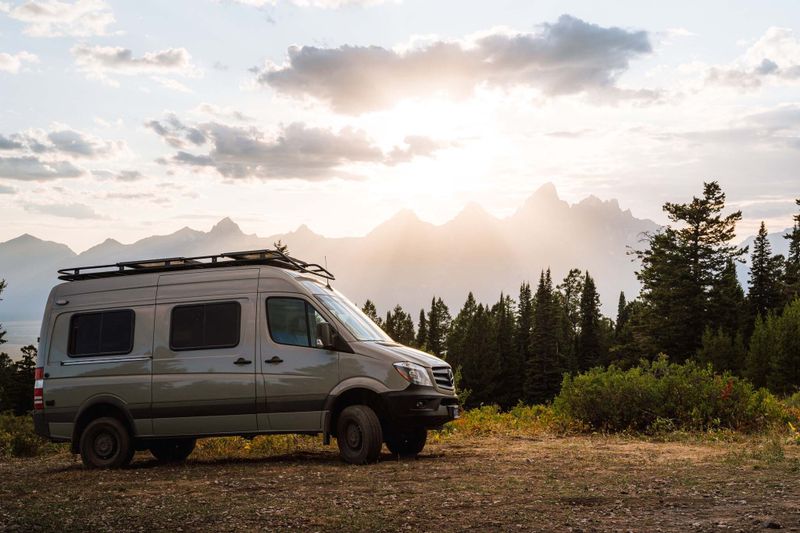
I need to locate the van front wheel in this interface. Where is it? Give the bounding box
[385,428,427,457]
[79,416,134,469]
[149,438,196,463]
[336,405,383,464]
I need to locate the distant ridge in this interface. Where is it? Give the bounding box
[0,184,662,321]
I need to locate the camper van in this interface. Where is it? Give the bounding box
[32,249,459,468]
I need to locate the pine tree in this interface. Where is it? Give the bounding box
[492,293,521,408]
[0,279,6,349]
[446,293,478,371]
[415,309,428,349]
[708,258,746,336]
[696,326,745,373]
[745,313,778,389]
[576,272,602,371]
[615,291,629,337]
[557,269,583,372]
[516,282,534,372]
[361,299,383,327]
[784,199,800,301]
[748,222,784,318]
[525,269,562,404]
[768,299,800,394]
[426,297,451,358]
[384,305,416,346]
[459,304,497,407]
[635,181,745,360]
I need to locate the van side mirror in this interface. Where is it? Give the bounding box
[316,322,337,350]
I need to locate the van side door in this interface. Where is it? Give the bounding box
[258,294,339,432]
[152,269,258,436]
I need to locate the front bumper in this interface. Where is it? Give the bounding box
[380,385,460,430]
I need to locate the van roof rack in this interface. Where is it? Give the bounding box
[57,248,335,282]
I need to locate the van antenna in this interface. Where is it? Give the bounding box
[324,256,331,288]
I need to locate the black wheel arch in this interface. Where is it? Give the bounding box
[71,396,137,454]
[325,386,390,439]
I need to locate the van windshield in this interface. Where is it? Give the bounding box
[313,292,391,342]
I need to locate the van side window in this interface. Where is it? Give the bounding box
[170,301,240,351]
[68,309,135,357]
[267,297,329,348]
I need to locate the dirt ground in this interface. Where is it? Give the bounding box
[1,434,799,532]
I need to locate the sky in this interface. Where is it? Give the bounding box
[0,0,798,252]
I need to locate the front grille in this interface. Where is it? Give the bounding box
[432,366,455,390]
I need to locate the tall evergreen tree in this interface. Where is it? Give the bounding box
[426,297,451,358]
[557,269,583,372]
[708,258,746,336]
[696,326,745,373]
[783,199,800,301]
[576,272,602,371]
[516,282,534,373]
[459,304,498,407]
[361,299,383,327]
[748,222,784,318]
[745,313,778,389]
[446,293,478,371]
[525,269,562,404]
[415,309,428,349]
[635,181,745,360]
[615,291,629,337]
[0,279,6,350]
[492,293,521,408]
[768,299,800,394]
[384,305,416,346]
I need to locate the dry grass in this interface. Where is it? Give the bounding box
[2,432,800,532]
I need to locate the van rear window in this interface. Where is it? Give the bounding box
[68,309,135,357]
[170,301,240,351]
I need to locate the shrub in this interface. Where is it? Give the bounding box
[0,412,60,458]
[553,355,787,433]
[439,403,582,438]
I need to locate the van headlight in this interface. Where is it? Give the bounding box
[393,362,433,386]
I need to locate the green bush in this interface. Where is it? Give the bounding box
[0,411,60,458]
[553,355,785,433]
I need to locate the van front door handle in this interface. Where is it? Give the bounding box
[234,357,252,365]
[266,356,283,364]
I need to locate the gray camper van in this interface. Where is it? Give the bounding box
[32,249,459,467]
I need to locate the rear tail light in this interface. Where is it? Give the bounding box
[33,367,44,410]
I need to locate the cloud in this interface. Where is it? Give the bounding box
[71,44,200,85]
[0,126,125,180]
[0,156,83,179]
[230,0,394,7]
[654,103,800,151]
[91,169,144,181]
[706,27,800,89]
[147,114,447,180]
[0,184,15,194]
[3,0,114,37]
[24,201,104,219]
[0,50,38,73]
[254,14,652,113]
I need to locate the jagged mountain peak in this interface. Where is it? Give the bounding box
[210,217,242,235]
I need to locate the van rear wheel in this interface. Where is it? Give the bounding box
[336,405,383,464]
[79,416,134,469]
[149,438,196,463]
[385,427,427,457]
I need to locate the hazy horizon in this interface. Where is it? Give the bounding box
[1,1,799,252]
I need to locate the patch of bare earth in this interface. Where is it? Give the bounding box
[1,435,799,532]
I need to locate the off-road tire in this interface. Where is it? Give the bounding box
[149,438,196,463]
[385,427,427,457]
[336,405,383,464]
[79,416,134,469]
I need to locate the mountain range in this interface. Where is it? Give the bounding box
[0,183,790,328]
